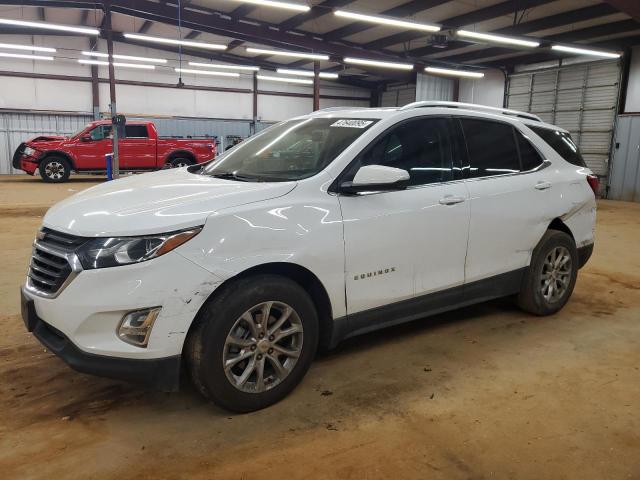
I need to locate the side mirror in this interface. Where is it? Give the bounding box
[80,135,92,142]
[340,165,410,194]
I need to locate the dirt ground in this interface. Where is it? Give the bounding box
[0,174,638,480]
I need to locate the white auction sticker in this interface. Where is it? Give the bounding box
[330,119,373,128]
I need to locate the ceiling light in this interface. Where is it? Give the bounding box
[81,51,167,63]
[124,33,226,50]
[551,45,621,59]
[424,66,484,78]
[0,52,53,61]
[226,0,310,12]
[246,47,329,61]
[276,68,339,79]
[188,62,260,71]
[334,10,440,32]
[257,75,313,85]
[344,57,414,70]
[0,18,98,35]
[457,30,539,48]
[0,42,56,53]
[78,59,155,70]
[175,67,240,77]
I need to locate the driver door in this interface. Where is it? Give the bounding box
[72,125,113,169]
[338,116,470,323]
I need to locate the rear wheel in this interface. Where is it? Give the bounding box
[517,230,578,315]
[168,157,195,168]
[186,274,319,412]
[39,156,71,183]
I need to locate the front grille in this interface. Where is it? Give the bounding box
[28,228,87,296]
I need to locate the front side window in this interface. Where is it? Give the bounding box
[460,118,520,178]
[344,117,454,187]
[529,126,586,167]
[89,125,112,141]
[203,118,377,181]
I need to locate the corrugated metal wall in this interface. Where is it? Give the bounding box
[415,73,455,102]
[609,115,640,202]
[0,112,93,174]
[507,60,621,192]
[381,84,417,107]
[0,112,276,173]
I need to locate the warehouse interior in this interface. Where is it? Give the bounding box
[1,1,639,479]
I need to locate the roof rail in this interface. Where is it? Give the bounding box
[312,106,360,113]
[399,101,542,122]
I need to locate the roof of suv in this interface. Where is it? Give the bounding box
[307,101,568,134]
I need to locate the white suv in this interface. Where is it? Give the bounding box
[21,101,597,412]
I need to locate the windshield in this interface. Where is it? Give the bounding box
[202,117,378,181]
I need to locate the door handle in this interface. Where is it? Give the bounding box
[439,195,466,205]
[535,181,552,190]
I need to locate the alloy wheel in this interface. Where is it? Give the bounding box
[222,301,303,393]
[540,246,572,303]
[45,161,64,180]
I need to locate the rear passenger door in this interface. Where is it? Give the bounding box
[120,125,156,169]
[339,116,470,316]
[458,117,551,283]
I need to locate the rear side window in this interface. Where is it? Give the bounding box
[516,130,544,171]
[529,126,586,167]
[125,125,149,138]
[460,118,520,177]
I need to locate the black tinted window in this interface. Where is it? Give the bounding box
[529,126,585,167]
[460,118,520,177]
[357,117,453,186]
[125,125,148,138]
[516,130,544,171]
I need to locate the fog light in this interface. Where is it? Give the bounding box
[117,307,161,347]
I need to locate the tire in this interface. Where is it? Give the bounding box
[517,230,578,316]
[168,157,195,168]
[39,156,71,183]
[186,274,319,412]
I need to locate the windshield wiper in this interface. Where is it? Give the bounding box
[208,171,257,182]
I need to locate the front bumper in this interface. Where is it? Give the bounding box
[21,248,222,390]
[22,289,180,391]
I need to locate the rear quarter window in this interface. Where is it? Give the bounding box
[529,126,586,167]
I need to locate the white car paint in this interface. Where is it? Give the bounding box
[22,103,597,365]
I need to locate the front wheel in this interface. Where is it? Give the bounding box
[39,156,71,183]
[517,230,578,315]
[186,275,319,412]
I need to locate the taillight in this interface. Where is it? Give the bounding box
[586,174,599,196]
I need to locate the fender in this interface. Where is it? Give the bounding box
[38,150,77,170]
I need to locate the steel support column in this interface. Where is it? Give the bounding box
[313,61,320,111]
[104,0,119,178]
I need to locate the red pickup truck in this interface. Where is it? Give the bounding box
[13,120,217,182]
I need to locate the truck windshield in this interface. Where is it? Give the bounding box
[202,117,378,181]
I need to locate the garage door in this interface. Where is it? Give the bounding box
[507,60,622,193]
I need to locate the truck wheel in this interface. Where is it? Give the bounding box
[186,274,319,412]
[39,156,71,183]
[168,157,195,168]
[517,230,578,316]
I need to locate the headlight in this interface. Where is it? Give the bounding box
[23,146,37,157]
[76,227,202,269]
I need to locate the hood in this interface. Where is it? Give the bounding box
[43,168,296,237]
[27,135,68,149]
